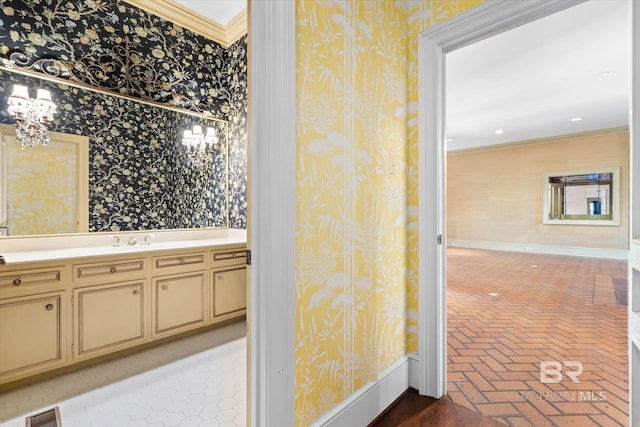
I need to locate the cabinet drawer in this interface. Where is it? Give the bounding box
[0,267,65,299]
[73,259,146,284]
[152,252,206,275]
[211,248,247,268]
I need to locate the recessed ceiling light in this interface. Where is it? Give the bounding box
[599,71,611,77]
[495,129,504,135]
[571,117,583,122]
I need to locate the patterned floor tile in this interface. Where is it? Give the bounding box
[0,321,246,427]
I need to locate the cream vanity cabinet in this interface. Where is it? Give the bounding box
[72,257,149,360]
[211,247,247,320]
[151,251,207,338]
[0,264,69,384]
[0,242,246,388]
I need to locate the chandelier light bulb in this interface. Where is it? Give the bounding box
[181,124,218,166]
[7,84,57,149]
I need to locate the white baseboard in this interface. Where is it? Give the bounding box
[448,239,628,260]
[311,355,411,427]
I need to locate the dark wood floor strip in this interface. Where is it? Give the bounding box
[369,388,505,427]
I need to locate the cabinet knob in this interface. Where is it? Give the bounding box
[12,278,21,286]
[110,266,117,273]
[133,289,140,296]
[45,304,54,311]
[179,259,185,265]
[162,285,168,290]
[217,274,224,280]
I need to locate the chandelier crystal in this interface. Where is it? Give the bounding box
[181,125,217,165]
[7,84,57,149]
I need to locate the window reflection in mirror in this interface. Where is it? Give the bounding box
[544,167,620,225]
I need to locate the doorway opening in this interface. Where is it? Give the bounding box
[443,3,630,421]
[419,0,636,425]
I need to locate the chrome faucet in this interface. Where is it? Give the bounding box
[107,235,123,247]
[141,233,156,245]
[127,234,138,246]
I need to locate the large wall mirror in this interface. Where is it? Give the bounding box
[0,66,229,237]
[543,167,620,226]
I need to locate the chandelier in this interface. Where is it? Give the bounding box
[7,84,57,149]
[182,125,217,165]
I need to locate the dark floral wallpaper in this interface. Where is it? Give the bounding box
[0,69,228,232]
[0,0,247,231]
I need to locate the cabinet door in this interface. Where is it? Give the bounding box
[213,267,247,317]
[153,272,205,336]
[75,281,146,358]
[0,294,65,378]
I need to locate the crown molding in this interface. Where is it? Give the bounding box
[226,7,248,46]
[447,126,629,155]
[123,0,247,47]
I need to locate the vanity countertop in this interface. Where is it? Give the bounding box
[0,229,247,266]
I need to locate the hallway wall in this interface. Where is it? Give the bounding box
[447,129,630,250]
[294,2,408,424]
[294,0,484,424]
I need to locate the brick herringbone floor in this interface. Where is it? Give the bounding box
[447,248,628,427]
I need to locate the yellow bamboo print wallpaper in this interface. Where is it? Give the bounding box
[4,137,78,235]
[295,0,484,424]
[295,1,408,423]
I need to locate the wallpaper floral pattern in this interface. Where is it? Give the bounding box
[0,0,248,231]
[295,0,485,423]
[0,69,228,232]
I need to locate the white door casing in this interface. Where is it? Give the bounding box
[629,1,640,425]
[420,1,638,421]
[249,1,296,426]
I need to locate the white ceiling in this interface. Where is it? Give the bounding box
[173,0,246,26]
[446,0,630,151]
[171,1,628,152]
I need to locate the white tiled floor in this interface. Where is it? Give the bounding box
[0,320,247,427]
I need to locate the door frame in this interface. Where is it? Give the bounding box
[417,0,638,408]
[248,1,296,426]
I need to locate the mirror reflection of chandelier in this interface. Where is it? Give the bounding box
[7,84,57,149]
[181,125,217,165]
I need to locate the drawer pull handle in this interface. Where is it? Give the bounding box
[179,259,185,265]
[162,285,168,290]
[45,304,54,311]
[110,267,117,273]
[12,278,21,286]
[133,290,140,296]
